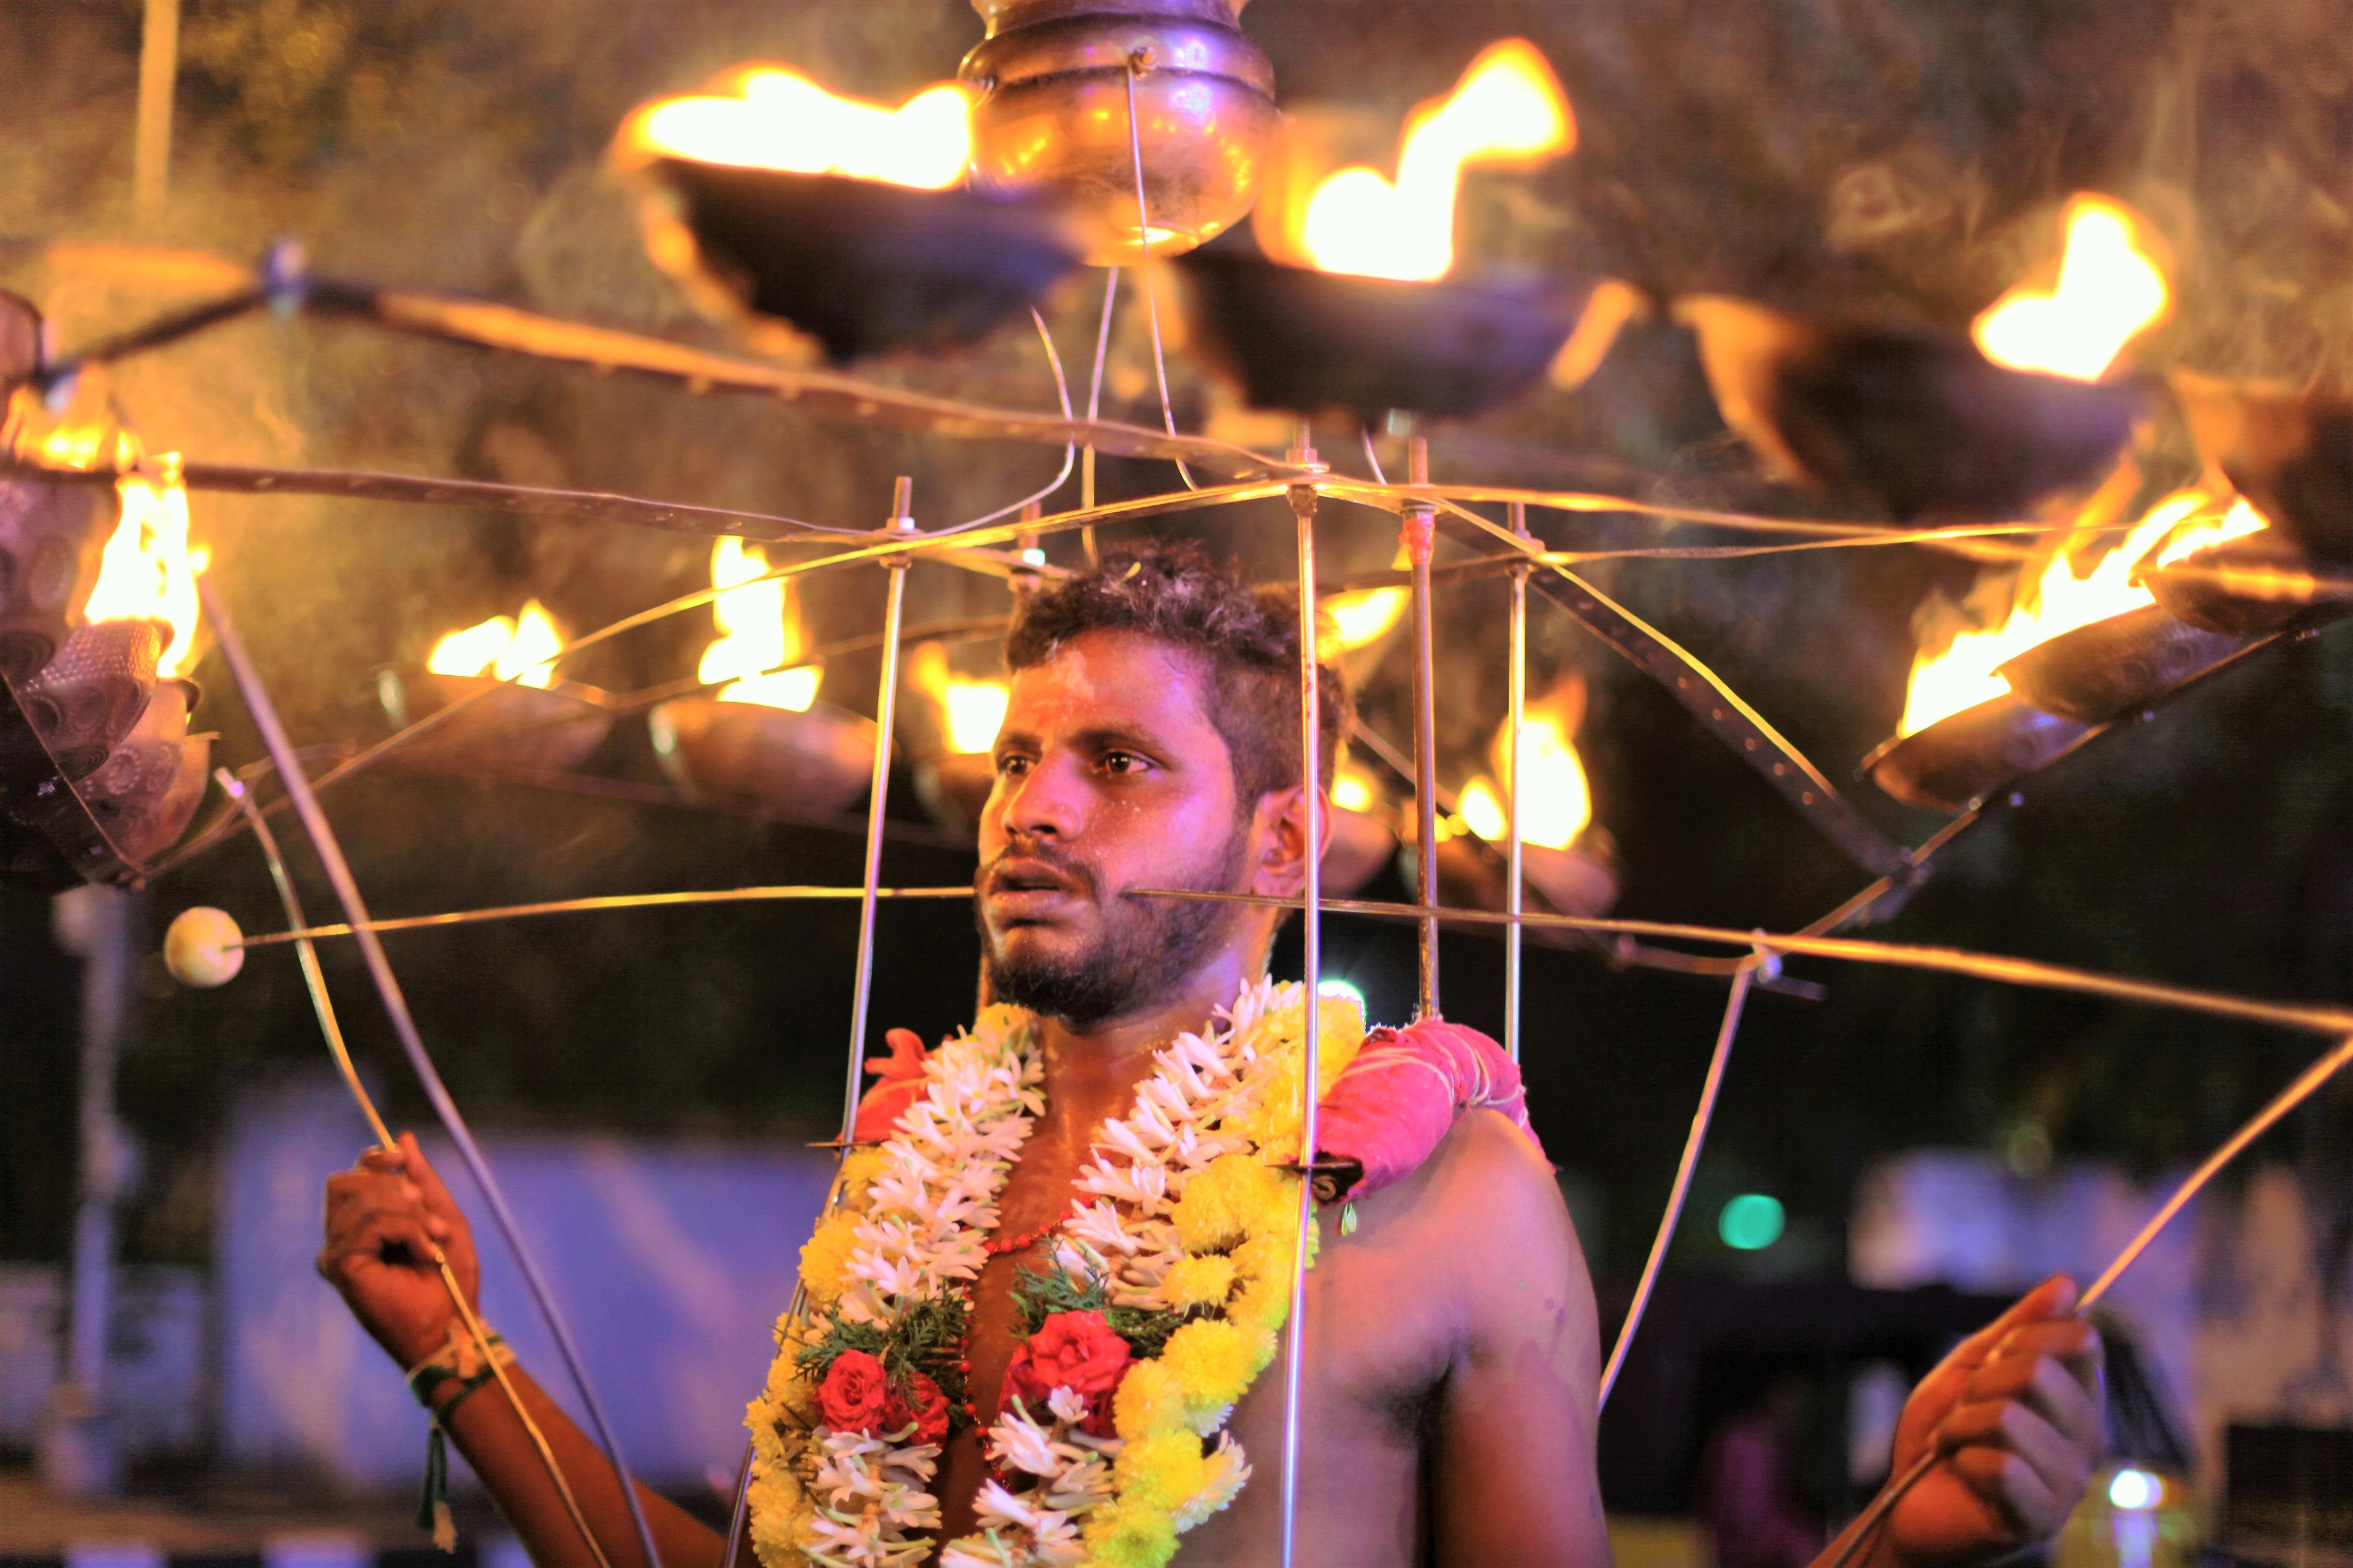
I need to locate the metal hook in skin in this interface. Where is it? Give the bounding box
[1504,498,1531,1064]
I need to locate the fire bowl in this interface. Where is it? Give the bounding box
[0,292,112,686]
[914,750,997,833]
[1320,805,1396,898]
[18,620,167,781]
[637,162,1081,363]
[1677,296,2148,521]
[390,673,620,776]
[1178,250,1591,421]
[2171,373,2353,567]
[1862,692,2088,814]
[78,677,209,865]
[2143,532,2336,638]
[650,695,877,815]
[1996,605,2245,726]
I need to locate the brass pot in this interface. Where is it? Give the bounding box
[394,672,620,775]
[1996,605,2245,726]
[650,695,877,814]
[1862,692,2087,814]
[961,0,1278,265]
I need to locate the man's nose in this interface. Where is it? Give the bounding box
[998,752,1086,840]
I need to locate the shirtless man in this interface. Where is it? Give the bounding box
[320,547,2105,1567]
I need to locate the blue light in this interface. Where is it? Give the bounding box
[1718,1193,1785,1250]
[2108,1468,2159,1511]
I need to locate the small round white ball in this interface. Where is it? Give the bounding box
[164,906,246,988]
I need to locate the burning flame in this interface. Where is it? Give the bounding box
[77,447,208,679]
[909,641,1009,756]
[428,601,565,689]
[1972,195,2170,381]
[701,536,820,710]
[1321,545,1414,659]
[1898,487,2273,736]
[1332,761,1381,814]
[1456,680,1591,849]
[1276,40,1574,281]
[624,67,972,190]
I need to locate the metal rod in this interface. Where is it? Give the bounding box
[228,885,976,949]
[1123,887,2353,1037]
[1597,960,1757,1407]
[1505,499,1529,1064]
[220,771,613,1568]
[133,0,178,221]
[1404,438,1441,1018]
[1278,428,1325,1568]
[196,580,665,1568]
[840,480,919,1145]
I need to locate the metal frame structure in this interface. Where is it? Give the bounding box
[12,242,2353,1568]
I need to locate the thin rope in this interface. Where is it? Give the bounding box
[1598,960,1757,1407]
[1123,58,1198,491]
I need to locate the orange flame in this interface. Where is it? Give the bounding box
[700,536,820,710]
[76,444,208,680]
[1898,487,2272,736]
[621,67,972,190]
[1331,760,1382,814]
[909,640,1008,756]
[1972,195,2170,382]
[428,601,565,689]
[1456,677,1591,849]
[1267,40,1574,282]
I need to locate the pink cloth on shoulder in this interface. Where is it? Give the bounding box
[1312,1018,1545,1197]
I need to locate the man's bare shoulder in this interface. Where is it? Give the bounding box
[1347,1107,1591,1323]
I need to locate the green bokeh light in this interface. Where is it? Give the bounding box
[1718,1193,1785,1250]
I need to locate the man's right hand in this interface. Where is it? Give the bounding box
[319,1131,479,1368]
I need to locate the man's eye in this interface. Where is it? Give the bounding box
[996,754,1032,778]
[1101,751,1147,775]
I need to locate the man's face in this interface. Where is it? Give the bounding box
[976,630,1256,1026]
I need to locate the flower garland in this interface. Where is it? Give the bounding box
[746,980,1365,1568]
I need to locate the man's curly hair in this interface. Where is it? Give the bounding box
[1004,542,1352,801]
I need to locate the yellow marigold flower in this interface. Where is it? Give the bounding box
[797,1212,860,1303]
[835,1147,887,1208]
[1242,1173,1303,1241]
[1228,1272,1290,1338]
[1164,1253,1238,1309]
[746,1462,809,1568]
[1113,1430,1210,1510]
[1082,1499,1178,1568]
[1232,996,1365,1149]
[1162,1318,1270,1414]
[1113,1360,1190,1440]
[1173,1154,1281,1253]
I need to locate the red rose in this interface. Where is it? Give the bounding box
[1001,1309,1132,1436]
[816,1349,890,1435]
[883,1371,950,1444]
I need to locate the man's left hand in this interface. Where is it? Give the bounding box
[1878,1274,2106,1568]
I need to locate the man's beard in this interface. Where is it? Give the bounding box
[977,824,1251,1028]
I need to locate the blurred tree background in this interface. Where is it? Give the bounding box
[0,0,2347,1290]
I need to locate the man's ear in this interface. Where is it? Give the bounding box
[1248,784,1334,898]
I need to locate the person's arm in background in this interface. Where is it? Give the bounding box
[1824,1276,2105,1568]
[320,1133,726,1568]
